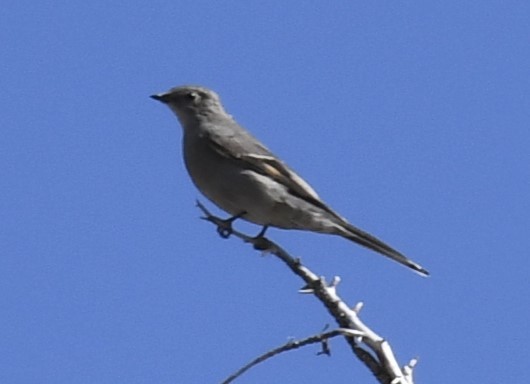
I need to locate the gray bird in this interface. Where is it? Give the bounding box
[151,85,428,275]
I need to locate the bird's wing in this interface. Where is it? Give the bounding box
[240,153,321,201]
[204,128,342,218]
[204,126,429,275]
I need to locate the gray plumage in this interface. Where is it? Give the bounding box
[151,85,428,276]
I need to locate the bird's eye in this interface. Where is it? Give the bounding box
[187,92,199,101]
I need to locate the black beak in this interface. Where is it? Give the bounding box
[150,93,168,103]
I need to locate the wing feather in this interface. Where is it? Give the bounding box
[203,125,344,219]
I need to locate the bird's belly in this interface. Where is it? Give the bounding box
[183,141,276,224]
[183,138,336,231]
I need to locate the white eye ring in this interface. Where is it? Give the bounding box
[188,91,199,101]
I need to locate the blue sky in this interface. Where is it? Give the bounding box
[2,1,529,383]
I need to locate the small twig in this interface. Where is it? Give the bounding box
[221,328,363,384]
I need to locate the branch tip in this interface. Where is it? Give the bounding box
[330,275,341,287]
[353,302,364,314]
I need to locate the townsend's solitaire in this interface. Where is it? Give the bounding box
[151,85,428,275]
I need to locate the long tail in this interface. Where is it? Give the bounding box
[338,222,429,276]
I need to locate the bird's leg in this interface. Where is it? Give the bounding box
[254,225,269,239]
[196,200,246,239]
[215,211,247,239]
[251,225,271,251]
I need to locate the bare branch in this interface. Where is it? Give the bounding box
[196,202,418,384]
[221,328,362,384]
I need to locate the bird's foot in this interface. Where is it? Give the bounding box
[211,212,247,239]
[196,200,247,239]
[217,211,247,238]
[216,218,235,239]
[251,226,271,250]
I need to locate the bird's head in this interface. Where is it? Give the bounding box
[151,85,226,125]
